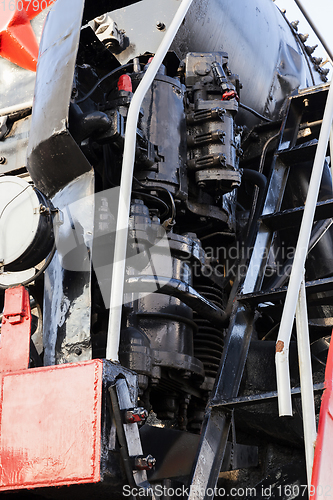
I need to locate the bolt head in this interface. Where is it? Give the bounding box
[134,454,156,470]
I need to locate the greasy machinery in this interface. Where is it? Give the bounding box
[0,0,333,498]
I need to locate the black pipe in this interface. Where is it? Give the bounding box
[124,276,228,328]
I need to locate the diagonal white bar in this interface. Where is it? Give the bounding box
[275,80,333,416]
[295,274,317,494]
[106,0,195,361]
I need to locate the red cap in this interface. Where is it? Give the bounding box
[117,74,132,92]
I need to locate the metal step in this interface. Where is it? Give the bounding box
[239,276,333,306]
[260,198,333,231]
[277,138,318,164]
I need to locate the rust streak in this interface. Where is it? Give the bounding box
[276,340,284,353]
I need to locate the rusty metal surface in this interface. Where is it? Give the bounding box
[43,171,94,366]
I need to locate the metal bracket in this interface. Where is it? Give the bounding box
[0,286,31,373]
[109,378,156,498]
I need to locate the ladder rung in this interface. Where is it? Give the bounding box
[238,276,333,305]
[276,138,318,163]
[260,198,333,231]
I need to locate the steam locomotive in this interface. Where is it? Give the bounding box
[0,0,332,498]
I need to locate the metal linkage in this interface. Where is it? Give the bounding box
[109,378,156,495]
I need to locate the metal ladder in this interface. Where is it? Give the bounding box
[187,81,333,499]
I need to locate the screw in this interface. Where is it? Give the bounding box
[198,181,206,189]
[303,98,309,107]
[74,347,82,356]
[0,157,6,165]
[156,22,166,31]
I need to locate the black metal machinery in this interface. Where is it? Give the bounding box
[1,0,333,498]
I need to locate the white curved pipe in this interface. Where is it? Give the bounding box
[295,275,317,489]
[0,101,32,117]
[275,80,333,416]
[106,0,195,361]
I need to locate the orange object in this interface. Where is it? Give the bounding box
[118,74,133,92]
[0,0,56,71]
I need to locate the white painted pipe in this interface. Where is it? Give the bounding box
[0,101,33,117]
[275,80,333,416]
[106,0,195,361]
[295,275,317,493]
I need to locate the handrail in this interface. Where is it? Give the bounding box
[275,80,333,417]
[106,0,194,362]
[295,274,317,488]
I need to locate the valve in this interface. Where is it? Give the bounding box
[117,74,132,93]
[123,407,148,424]
[222,90,239,101]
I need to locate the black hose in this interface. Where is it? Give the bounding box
[133,177,176,223]
[76,63,134,104]
[131,191,169,218]
[125,276,228,328]
[239,102,272,123]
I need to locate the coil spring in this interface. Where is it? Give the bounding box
[193,283,224,378]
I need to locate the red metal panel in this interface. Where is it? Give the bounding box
[0,286,31,373]
[311,330,333,499]
[0,360,102,490]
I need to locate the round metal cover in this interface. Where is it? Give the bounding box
[0,176,41,266]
